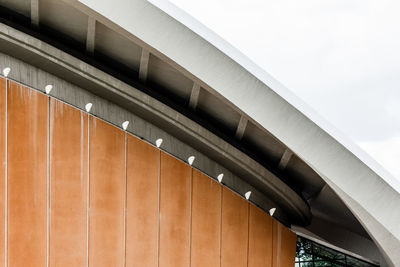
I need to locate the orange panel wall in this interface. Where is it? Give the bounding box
[248,204,273,267]
[272,220,297,267]
[221,187,249,267]
[7,81,47,267]
[0,77,5,267]
[126,135,159,267]
[89,118,125,267]
[191,170,221,267]
[1,78,298,267]
[159,152,191,267]
[50,99,88,266]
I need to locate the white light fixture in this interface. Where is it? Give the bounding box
[217,173,224,183]
[45,84,53,94]
[85,103,93,112]
[245,191,251,200]
[2,67,10,77]
[156,138,163,148]
[122,121,129,130]
[269,208,276,216]
[188,156,195,166]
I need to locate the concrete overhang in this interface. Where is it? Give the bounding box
[71,0,400,265]
[0,4,311,226]
[0,0,399,265]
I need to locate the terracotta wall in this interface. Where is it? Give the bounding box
[7,80,48,267]
[50,98,88,267]
[0,78,5,267]
[0,78,297,267]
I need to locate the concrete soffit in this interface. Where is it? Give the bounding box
[65,0,400,265]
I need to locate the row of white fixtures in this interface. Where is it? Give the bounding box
[2,67,276,217]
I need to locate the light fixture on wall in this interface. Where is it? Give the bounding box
[45,84,53,94]
[269,208,276,216]
[156,138,163,148]
[188,156,195,166]
[2,67,10,77]
[122,121,129,130]
[245,191,251,200]
[217,173,224,183]
[85,103,93,113]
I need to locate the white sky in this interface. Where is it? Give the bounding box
[167,0,400,180]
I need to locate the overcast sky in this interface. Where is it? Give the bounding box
[167,0,400,179]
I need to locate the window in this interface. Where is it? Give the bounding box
[295,236,378,267]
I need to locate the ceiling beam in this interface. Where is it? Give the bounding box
[278,148,293,170]
[139,48,150,82]
[31,0,39,27]
[235,115,248,140]
[86,17,96,54]
[188,83,200,110]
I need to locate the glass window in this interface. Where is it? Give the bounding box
[295,237,378,267]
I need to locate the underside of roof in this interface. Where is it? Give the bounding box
[0,0,398,266]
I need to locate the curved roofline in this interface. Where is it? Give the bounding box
[73,0,400,264]
[0,0,398,264]
[149,0,400,194]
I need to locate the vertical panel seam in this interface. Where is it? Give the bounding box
[271,222,274,267]
[157,150,161,267]
[123,133,127,267]
[4,79,7,267]
[47,96,50,267]
[188,169,193,267]
[219,187,222,267]
[246,204,250,267]
[87,115,90,267]
[276,224,281,267]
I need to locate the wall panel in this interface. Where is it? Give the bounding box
[248,204,273,267]
[50,99,88,266]
[89,118,125,267]
[0,77,5,267]
[126,135,159,267]
[191,170,221,267]
[221,187,249,267]
[159,152,191,267]
[272,220,297,267]
[7,81,47,267]
[0,78,298,267]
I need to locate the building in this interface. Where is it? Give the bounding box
[0,0,398,266]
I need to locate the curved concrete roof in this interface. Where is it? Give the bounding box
[72,0,400,265]
[149,0,400,195]
[0,0,398,264]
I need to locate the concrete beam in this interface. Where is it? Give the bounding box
[235,115,248,140]
[30,0,39,27]
[138,48,150,82]
[328,180,395,266]
[78,1,400,263]
[188,83,200,110]
[278,149,293,170]
[86,17,96,54]
[25,0,400,262]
